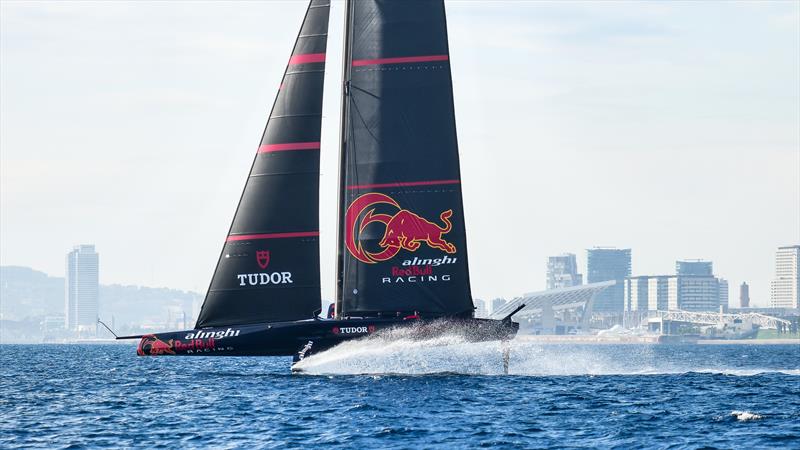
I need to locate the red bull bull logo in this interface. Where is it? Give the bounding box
[137,335,175,356]
[344,193,457,264]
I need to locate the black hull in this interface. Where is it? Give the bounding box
[134,317,518,362]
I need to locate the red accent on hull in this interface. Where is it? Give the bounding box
[289,53,326,65]
[352,54,449,67]
[346,179,460,190]
[258,142,321,153]
[226,231,320,242]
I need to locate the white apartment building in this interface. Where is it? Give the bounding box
[770,245,799,308]
[65,245,99,333]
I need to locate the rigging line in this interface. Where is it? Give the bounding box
[97,319,118,339]
[348,83,380,100]
[348,88,380,144]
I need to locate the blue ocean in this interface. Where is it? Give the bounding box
[1,340,798,449]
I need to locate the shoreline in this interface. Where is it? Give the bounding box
[515,335,799,345]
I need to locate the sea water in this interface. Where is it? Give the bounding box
[1,339,798,449]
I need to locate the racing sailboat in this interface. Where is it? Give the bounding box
[123,0,522,363]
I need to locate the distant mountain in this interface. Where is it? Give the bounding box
[0,266,202,342]
[0,266,64,320]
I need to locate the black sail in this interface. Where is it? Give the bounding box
[336,0,474,317]
[196,0,330,328]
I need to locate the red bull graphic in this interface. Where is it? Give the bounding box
[345,193,457,264]
[138,334,235,355]
[137,335,175,356]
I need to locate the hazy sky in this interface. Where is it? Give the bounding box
[2,1,798,307]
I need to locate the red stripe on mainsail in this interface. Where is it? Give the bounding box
[352,54,449,67]
[226,231,320,242]
[346,179,460,190]
[289,53,326,65]
[258,142,321,153]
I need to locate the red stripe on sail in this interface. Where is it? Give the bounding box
[347,179,460,190]
[289,53,326,65]
[352,55,449,67]
[226,231,320,242]
[258,142,321,153]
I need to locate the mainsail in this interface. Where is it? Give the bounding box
[196,0,330,328]
[336,0,474,317]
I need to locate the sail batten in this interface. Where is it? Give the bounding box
[195,0,330,328]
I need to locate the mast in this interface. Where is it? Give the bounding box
[195,0,331,328]
[334,0,354,319]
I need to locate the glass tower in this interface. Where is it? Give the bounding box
[587,248,631,313]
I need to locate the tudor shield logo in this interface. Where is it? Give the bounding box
[256,250,270,269]
[344,193,457,264]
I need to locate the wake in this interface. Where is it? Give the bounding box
[291,330,800,376]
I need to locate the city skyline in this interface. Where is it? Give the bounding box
[3,241,796,310]
[1,1,798,304]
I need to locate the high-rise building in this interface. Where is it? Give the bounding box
[718,278,728,311]
[65,245,99,334]
[676,260,713,276]
[770,245,800,308]
[740,282,750,308]
[587,248,631,313]
[546,254,583,290]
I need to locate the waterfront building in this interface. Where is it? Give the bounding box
[473,298,487,318]
[667,276,679,310]
[648,276,671,311]
[587,248,631,313]
[718,278,729,311]
[740,282,750,308]
[624,275,672,312]
[546,254,583,290]
[625,261,721,313]
[676,260,713,276]
[676,275,720,312]
[623,277,649,311]
[770,245,800,308]
[490,298,506,316]
[65,245,99,334]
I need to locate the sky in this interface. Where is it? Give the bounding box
[1,1,798,307]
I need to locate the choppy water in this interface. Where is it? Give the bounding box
[1,338,798,449]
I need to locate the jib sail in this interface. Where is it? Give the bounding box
[336,0,474,318]
[196,0,330,328]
